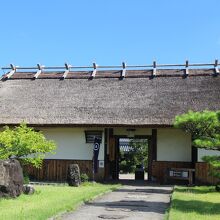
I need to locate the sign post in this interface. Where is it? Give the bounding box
[92,137,101,182]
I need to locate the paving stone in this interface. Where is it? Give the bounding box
[58,183,173,220]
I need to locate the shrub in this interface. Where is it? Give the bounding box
[175,110,220,189]
[119,139,148,174]
[80,173,89,182]
[23,173,30,184]
[0,123,56,168]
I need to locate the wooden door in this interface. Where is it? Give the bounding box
[108,137,118,180]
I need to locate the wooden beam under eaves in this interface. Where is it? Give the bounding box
[6,64,16,79]
[214,59,219,75]
[121,62,126,78]
[153,61,157,76]
[62,63,71,79]
[185,60,189,76]
[33,64,43,79]
[91,63,97,78]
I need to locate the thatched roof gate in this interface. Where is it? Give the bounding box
[0,67,219,126]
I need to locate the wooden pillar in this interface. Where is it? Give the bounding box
[152,129,157,161]
[105,128,116,180]
[115,137,119,180]
[191,146,198,167]
[104,128,108,180]
[148,129,157,181]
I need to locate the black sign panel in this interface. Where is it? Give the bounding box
[85,131,102,143]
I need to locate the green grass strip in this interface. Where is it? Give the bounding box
[167,186,220,220]
[0,182,120,220]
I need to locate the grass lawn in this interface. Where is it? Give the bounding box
[0,182,120,220]
[167,186,220,220]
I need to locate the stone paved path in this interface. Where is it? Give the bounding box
[59,183,173,220]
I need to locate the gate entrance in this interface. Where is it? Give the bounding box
[118,138,148,181]
[105,129,155,182]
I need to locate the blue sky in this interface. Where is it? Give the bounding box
[0,0,220,70]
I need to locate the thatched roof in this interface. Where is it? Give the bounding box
[0,69,219,126]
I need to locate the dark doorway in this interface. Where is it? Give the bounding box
[116,136,149,181]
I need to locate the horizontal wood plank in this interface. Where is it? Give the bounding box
[152,161,192,184]
[23,159,94,182]
[195,162,219,185]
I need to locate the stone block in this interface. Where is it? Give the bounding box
[67,164,81,187]
[23,185,35,195]
[0,159,23,198]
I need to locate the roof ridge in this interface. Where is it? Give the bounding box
[1,68,219,81]
[1,60,220,71]
[1,60,219,80]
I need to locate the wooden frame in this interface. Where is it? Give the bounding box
[148,129,157,180]
[6,64,16,79]
[62,63,71,79]
[166,167,195,186]
[121,62,126,78]
[91,62,97,78]
[113,134,151,181]
[84,130,103,143]
[152,161,192,184]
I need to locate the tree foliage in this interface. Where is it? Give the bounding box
[174,110,220,150]
[119,139,148,173]
[174,110,220,183]
[0,123,56,168]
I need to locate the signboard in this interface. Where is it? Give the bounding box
[169,170,189,178]
[99,160,104,168]
[85,131,102,143]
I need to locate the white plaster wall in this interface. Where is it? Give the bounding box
[157,128,191,162]
[198,149,220,162]
[39,127,104,160]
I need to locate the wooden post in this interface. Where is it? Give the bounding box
[152,129,157,161]
[121,62,126,78]
[34,64,43,79]
[6,64,16,79]
[214,59,219,75]
[148,129,157,181]
[62,63,71,79]
[191,146,198,167]
[185,60,189,76]
[153,61,157,76]
[104,128,108,180]
[91,62,97,78]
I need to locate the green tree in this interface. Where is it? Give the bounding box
[174,110,220,189]
[119,139,148,173]
[0,123,56,168]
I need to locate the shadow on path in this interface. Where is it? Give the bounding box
[85,200,170,214]
[116,187,172,194]
[60,181,173,220]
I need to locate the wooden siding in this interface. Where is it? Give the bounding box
[23,159,104,182]
[152,161,192,184]
[23,160,219,185]
[195,162,219,185]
